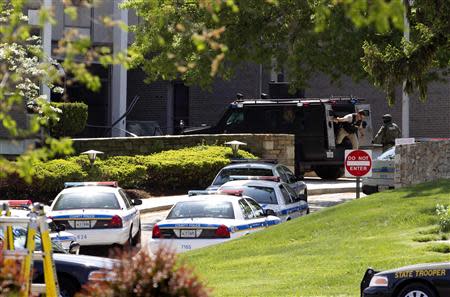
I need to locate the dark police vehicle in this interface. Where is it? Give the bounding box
[361,262,450,297]
[183,86,373,180]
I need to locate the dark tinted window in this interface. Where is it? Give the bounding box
[213,168,274,186]
[167,201,234,219]
[53,192,120,210]
[119,190,133,209]
[221,186,278,204]
[0,227,66,253]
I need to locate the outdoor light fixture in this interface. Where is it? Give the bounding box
[225,140,247,158]
[81,150,104,167]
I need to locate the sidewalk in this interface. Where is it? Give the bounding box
[137,178,357,214]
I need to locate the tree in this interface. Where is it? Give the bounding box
[123,0,448,103]
[0,0,130,182]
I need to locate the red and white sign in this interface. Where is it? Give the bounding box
[345,150,372,177]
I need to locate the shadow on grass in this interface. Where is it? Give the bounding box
[400,179,450,199]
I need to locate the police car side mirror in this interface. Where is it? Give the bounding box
[69,242,80,255]
[55,224,66,232]
[132,199,142,206]
[264,209,276,217]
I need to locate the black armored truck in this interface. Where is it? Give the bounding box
[183,94,373,180]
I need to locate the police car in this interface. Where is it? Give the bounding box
[148,194,281,253]
[0,200,80,254]
[361,262,450,297]
[362,147,395,194]
[48,182,142,247]
[217,176,309,221]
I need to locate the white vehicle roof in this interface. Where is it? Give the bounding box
[177,194,244,203]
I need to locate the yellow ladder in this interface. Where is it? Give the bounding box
[0,202,60,297]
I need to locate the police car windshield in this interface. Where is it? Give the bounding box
[221,186,278,205]
[167,201,235,219]
[53,193,120,210]
[0,227,66,254]
[213,168,274,186]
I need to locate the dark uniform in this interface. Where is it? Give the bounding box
[373,114,401,152]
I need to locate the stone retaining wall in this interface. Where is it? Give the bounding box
[395,140,450,187]
[73,134,295,170]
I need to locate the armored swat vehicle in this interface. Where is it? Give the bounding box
[183,94,373,180]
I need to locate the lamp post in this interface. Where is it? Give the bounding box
[225,140,247,158]
[81,150,104,167]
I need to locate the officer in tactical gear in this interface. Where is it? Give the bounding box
[373,114,401,152]
[334,110,367,149]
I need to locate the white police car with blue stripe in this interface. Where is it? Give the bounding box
[149,195,281,253]
[218,177,309,221]
[48,182,142,247]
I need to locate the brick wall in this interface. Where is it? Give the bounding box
[395,140,450,187]
[72,134,295,170]
[126,70,170,132]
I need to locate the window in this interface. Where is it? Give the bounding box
[221,186,278,204]
[119,190,133,209]
[213,168,274,186]
[245,198,265,218]
[279,185,294,205]
[276,166,289,183]
[239,199,254,220]
[53,192,120,210]
[284,184,300,202]
[167,201,234,219]
[281,166,297,184]
[226,110,244,126]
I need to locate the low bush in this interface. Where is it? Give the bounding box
[0,146,257,203]
[49,102,88,137]
[436,204,450,232]
[77,248,209,297]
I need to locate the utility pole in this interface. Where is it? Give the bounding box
[401,0,411,138]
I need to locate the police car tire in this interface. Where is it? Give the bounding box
[397,283,436,297]
[132,224,141,247]
[58,275,79,297]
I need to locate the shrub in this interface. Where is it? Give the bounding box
[77,248,209,297]
[49,102,88,137]
[0,146,258,203]
[436,204,450,232]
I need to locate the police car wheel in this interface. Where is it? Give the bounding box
[398,283,436,297]
[58,276,79,297]
[132,224,141,247]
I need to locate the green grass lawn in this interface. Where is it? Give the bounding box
[184,180,450,297]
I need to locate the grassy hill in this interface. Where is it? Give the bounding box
[185,180,450,297]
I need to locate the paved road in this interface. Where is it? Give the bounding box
[139,191,365,248]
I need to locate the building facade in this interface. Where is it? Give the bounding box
[1,0,448,156]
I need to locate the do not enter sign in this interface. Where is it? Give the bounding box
[345,150,372,177]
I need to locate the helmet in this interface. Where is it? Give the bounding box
[382,114,392,124]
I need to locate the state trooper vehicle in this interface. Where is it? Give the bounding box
[183,83,373,180]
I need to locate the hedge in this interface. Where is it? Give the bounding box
[0,146,257,203]
[49,102,88,137]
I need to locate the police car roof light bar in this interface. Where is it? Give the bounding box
[188,190,218,197]
[7,200,32,207]
[229,175,281,182]
[219,189,244,196]
[64,181,118,188]
[230,159,278,164]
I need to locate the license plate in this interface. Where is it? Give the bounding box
[75,221,91,229]
[180,229,196,238]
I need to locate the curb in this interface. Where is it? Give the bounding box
[138,186,356,214]
[308,187,356,195]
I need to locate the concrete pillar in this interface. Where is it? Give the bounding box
[111,0,128,137]
[41,0,52,101]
